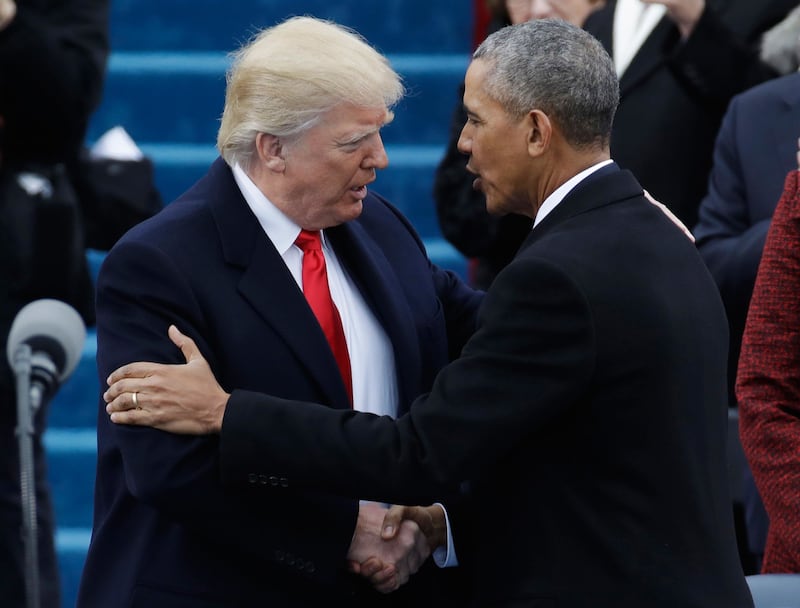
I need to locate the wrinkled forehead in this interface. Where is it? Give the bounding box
[300,103,393,143]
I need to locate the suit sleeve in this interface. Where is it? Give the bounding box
[737,169,800,572]
[96,238,356,583]
[694,95,770,325]
[219,255,595,504]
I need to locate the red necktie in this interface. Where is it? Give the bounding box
[295,229,353,404]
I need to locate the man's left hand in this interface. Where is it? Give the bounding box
[104,325,229,434]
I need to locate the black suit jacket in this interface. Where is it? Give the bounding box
[77,158,481,607]
[584,0,795,227]
[218,165,753,607]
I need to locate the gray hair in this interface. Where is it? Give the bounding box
[473,19,619,149]
[760,3,800,75]
[217,16,405,170]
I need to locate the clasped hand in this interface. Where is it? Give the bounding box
[347,502,446,593]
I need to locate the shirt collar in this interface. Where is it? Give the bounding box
[232,162,330,253]
[533,159,614,228]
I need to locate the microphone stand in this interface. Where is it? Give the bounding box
[11,342,41,608]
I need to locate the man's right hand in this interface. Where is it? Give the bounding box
[346,501,431,593]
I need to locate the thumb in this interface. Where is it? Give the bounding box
[168,325,203,364]
[381,505,408,540]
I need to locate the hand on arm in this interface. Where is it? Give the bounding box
[642,0,705,39]
[105,325,229,434]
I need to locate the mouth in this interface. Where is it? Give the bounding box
[465,164,482,192]
[349,183,368,201]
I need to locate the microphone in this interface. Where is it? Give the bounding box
[6,298,86,410]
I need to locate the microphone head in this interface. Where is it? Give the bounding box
[6,299,87,381]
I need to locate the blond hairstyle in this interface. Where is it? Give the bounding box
[217,16,405,170]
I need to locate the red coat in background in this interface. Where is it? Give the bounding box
[738,168,800,573]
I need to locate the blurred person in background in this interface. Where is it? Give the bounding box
[693,2,800,572]
[582,0,797,230]
[0,0,109,606]
[737,140,800,573]
[434,0,605,289]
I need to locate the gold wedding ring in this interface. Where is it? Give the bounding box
[132,391,139,409]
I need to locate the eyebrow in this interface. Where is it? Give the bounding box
[336,111,395,146]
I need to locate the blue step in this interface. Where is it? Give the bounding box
[89,53,468,147]
[55,529,91,608]
[45,431,97,528]
[49,330,99,429]
[106,0,472,53]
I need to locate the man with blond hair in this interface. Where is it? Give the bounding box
[76,16,480,608]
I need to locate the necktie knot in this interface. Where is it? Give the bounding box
[295,229,322,252]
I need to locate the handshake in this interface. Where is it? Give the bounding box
[346,502,448,593]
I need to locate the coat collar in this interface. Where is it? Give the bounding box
[522,163,642,250]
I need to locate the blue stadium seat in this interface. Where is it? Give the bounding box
[746,574,800,608]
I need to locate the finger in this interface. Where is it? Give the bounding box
[346,560,361,575]
[105,390,140,413]
[359,557,390,579]
[381,505,408,539]
[168,325,204,364]
[104,380,142,407]
[372,568,400,594]
[109,408,151,426]
[107,362,155,386]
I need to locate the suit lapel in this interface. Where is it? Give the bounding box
[327,220,422,409]
[207,159,351,408]
[588,0,678,98]
[617,17,678,97]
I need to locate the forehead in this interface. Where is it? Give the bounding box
[463,59,500,116]
[314,103,391,138]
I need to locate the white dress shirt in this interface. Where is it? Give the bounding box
[534,160,614,228]
[613,0,667,77]
[232,163,398,416]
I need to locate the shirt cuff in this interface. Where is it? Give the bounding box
[431,502,459,568]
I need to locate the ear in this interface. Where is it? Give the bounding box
[526,109,552,158]
[255,132,287,173]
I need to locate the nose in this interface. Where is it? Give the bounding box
[364,133,389,169]
[457,123,472,156]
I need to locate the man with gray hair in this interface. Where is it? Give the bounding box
[104,18,752,607]
[76,16,480,608]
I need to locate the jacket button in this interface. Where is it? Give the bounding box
[279,477,289,488]
[247,473,257,484]
[258,474,269,485]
